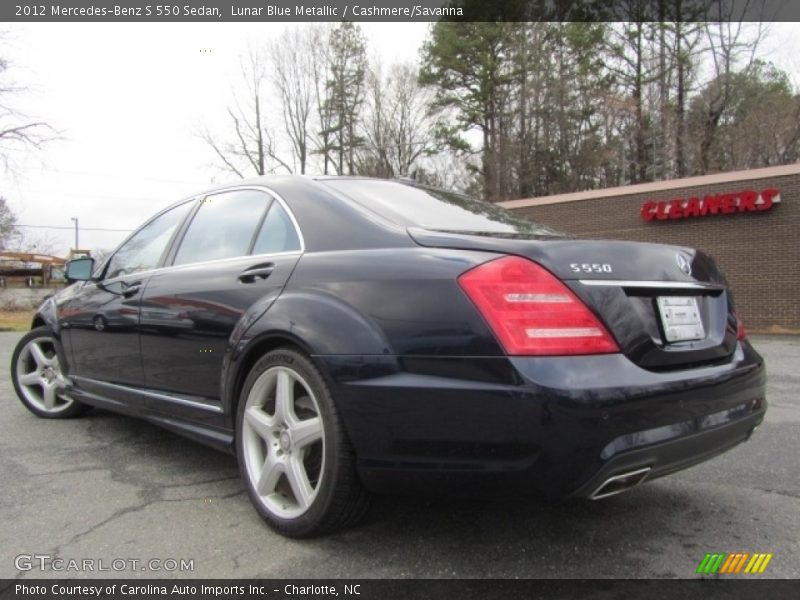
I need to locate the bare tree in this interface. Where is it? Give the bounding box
[358,61,441,178]
[608,17,662,183]
[688,59,800,172]
[357,61,392,178]
[9,228,61,256]
[270,27,319,174]
[0,41,56,174]
[669,15,705,178]
[200,46,291,178]
[695,1,769,173]
[324,22,368,175]
[414,149,479,194]
[308,25,335,174]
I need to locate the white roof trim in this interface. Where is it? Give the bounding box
[499,163,800,209]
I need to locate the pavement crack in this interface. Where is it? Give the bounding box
[163,475,239,489]
[22,466,107,477]
[753,487,800,500]
[162,488,246,504]
[14,496,161,581]
[13,486,246,580]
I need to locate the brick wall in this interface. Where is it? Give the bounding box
[504,169,800,332]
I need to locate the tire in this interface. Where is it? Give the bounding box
[236,347,370,537]
[11,327,91,419]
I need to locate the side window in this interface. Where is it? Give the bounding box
[105,201,193,280]
[173,190,271,266]
[252,201,302,255]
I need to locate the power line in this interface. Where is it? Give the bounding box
[18,224,133,233]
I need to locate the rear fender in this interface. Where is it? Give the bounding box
[221,290,395,418]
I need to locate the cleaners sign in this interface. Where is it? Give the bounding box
[641,188,780,221]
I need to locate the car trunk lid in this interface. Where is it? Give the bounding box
[409,227,739,369]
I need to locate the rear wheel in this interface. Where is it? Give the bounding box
[11,327,90,418]
[236,347,370,537]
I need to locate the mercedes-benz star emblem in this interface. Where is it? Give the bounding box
[676,253,692,276]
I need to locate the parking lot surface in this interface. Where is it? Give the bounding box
[1,332,798,579]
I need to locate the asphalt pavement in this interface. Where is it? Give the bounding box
[1,332,798,579]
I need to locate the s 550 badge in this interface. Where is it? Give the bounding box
[570,263,613,274]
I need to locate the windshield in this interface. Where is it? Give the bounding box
[321,179,562,237]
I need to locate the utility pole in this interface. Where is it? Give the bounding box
[70,217,79,250]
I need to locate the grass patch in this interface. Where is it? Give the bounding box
[0,310,34,332]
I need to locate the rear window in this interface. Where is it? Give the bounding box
[321,179,560,236]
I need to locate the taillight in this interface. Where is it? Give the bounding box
[458,256,619,356]
[736,315,747,340]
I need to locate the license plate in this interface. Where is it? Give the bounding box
[657,296,705,343]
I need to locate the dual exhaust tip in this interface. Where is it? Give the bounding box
[589,466,651,500]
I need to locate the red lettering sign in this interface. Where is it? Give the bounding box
[684,197,701,217]
[760,188,779,210]
[641,188,780,221]
[738,190,757,212]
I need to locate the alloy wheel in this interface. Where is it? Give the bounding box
[15,336,76,415]
[241,366,325,519]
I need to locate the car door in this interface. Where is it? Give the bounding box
[60,200,195,402]
[139,188,303,413]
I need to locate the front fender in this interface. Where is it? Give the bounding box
[29,294,77,375]
[33,295,60,334]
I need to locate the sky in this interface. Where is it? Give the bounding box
[1,21,799,256]
[0,22,431,255]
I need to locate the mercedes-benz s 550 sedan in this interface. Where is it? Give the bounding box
[11,177,766,537]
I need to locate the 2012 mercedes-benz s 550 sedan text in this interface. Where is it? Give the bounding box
[11,177,766,536]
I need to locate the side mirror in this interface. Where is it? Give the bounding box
[65,257,96,282]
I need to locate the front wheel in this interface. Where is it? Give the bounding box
[11,327,90,418]
[236,348,370,537]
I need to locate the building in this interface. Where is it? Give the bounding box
[500,163,800,332]
[0,252,66,288]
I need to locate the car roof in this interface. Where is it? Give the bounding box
[174,175,416,253]
[192,174,413,197]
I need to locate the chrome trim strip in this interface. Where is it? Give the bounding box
[145,415,234,448]
[98,184,306,282]
[101,250,304,283]
[68,386,127,407]
[160,249,302,273]
[71,376,223,413]
[578,279,721,290]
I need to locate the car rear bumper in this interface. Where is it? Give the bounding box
[569,403,763,499]
[319,340,766,498]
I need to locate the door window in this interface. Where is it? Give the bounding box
[252,201,302,255]
[173,190,271,266]
[105,201,193,280]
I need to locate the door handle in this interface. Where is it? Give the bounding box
[122,283,142,298]
[238,263,275,283]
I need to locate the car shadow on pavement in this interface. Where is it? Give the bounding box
[60,410,761,579]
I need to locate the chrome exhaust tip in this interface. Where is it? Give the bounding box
[589,466,651,500]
